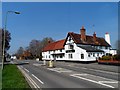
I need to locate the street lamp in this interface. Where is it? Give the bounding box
[2,11,20,70]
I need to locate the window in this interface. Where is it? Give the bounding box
[69,45,74,49]
[60,55,63,58]
[93,53,95,57]
[99,46,102,49]
[60,49,62,52]
[97,53,99,56]
[81,54,84,59]
[88,53,90,57]
[68,54,73,59]
[105,47,108,49]
[68,37,72,41]
[71,54,73,58]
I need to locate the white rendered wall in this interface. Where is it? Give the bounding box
[65,36,97,61]
[42,49,65,60]
[42,36,110,61]
[110,49,117,55]
[105,33,111,45]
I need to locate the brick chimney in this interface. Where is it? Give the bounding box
[93,32,97,42]
[80,26,86,41]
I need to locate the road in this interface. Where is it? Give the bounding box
[14,60,119,89]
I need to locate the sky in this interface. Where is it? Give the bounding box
[2,2,118,54]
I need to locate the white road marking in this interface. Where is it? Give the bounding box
[47,68,72,73]
[47,68,61,73]
[71,73,115,81]
[67,65,118,75]
[33,64,40,66]
[59,70,72,73]
[24,68,29,72]
[84,73,115,81]
[32,74,44,84]
[71,74,88,76]
[70,74,116,88]
[99,81,118,83]
[89,68,118,75]
[20,66,23,68]
[26,73,40,88]
[82,67,87,69]
[17,66,40,88]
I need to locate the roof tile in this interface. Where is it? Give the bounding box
[42,39,65,52]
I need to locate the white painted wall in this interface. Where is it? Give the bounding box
[110,49,117,55]
[42,35,113,62]
[42,49,66,61]
[105,33,111,45]
[64,36,101,61]
[65,43,87,61]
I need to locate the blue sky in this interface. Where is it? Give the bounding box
[2,2,118,54]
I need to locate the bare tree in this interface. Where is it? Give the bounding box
[0,29,11,51]
[28,40,41,59]
[0,28,11,61]
[40,37,55,49]
[26,37,55,59]
[16,47,24,59]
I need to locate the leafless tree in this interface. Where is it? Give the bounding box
[28,39,41,58]
[16,47,24,59]
[27,37,55,59]
[0,28,11,61]
[40,37,55,49]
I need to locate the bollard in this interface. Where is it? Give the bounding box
[43,60,46,65]
[48,60,54,68]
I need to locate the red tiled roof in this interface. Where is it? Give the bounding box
[66,32,111,47]
[42,32,110,52]
[42,39,65,52]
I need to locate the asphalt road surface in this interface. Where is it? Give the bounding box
[13,60,119,89]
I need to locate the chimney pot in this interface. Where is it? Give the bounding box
[82,26,84,29]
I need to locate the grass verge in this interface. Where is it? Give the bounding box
[0,68,2,90]
[2,64,31,89]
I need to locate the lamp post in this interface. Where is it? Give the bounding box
[2,11,20,70]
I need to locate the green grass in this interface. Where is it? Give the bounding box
[2,64,31,89]
[0,68,2,90]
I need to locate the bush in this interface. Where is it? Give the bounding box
[99,54,120,61]
[113,54,120,60]
[101,56,111,60]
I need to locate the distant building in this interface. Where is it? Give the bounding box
[11,55,17,60]
[42,26,117,62]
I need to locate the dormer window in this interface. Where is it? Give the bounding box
[68,37,72,41]
[69,45,74,49]
[105,47,108,49]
